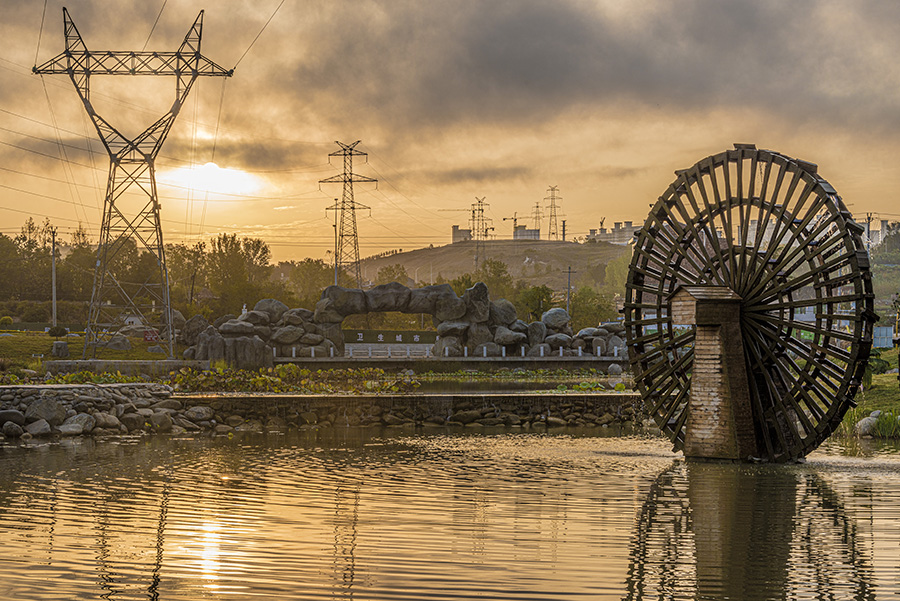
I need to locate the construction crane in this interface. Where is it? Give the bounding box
[503,212,519,230]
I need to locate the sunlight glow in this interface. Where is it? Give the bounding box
[161,162,262,195]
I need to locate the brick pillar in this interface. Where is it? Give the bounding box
[670,286,759,461]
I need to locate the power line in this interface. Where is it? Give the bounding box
[233,0,285,70]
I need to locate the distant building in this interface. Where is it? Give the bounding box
[451,225,472,243]
[586,221,642,245]
[513,225,540,240]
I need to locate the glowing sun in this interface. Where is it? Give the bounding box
[162,162,262,195]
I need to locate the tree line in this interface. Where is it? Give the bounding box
[0,218,626,331]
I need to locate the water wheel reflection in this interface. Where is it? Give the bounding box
[622,462,876,600]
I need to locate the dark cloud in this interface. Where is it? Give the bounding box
[273,0,900,135]
[418,165,533,185]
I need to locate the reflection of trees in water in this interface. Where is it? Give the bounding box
[622,462,876,601]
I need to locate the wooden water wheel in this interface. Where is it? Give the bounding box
[624,144,876,462]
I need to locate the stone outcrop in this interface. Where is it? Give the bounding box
[178,281,629,369]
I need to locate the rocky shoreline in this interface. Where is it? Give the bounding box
[0,384,643,442]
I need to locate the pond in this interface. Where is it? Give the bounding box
[1,429,899,600]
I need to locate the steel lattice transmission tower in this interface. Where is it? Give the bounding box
[34,9,232,358]
[320,141,376,288]
[470,196,493,270]
[545,185,562,240]
[531,200,544,234]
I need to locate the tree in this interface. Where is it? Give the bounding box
[375,263,410,286]
[569,286,617,332]
[515,284,554,322]
[601,248,632,297]
[289,258,348,309]
[474,258,515,299]
[206,233,253,314]
[449,273,475,297]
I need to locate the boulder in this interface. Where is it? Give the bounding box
[94,413,121,429]
[855,416,878,436]
[527,321,548,347]
[489,299,518,327]
[527,343,552,357]
[541,308,570,330]
[25,419,52,437]
[592,337,608,356]
[545,333,573,349]
[253,298,289,324]
[2,421,24,438]
[433,336,462,357]
[196,326,226,362]
[63,413,96,434]
[282,307,314,325]
[366,282,411,312]
[106,334,131,351]
[270,325,305,345]
[213,313,236,329]
[494,326,527,346]
[407,284,457,314]
[318,322,344,354]
[0,410,25,426]
[237,310,270,326]
[58,423,83,436]
[147,345,166,354]
[466,323,493,349]
[185,406,215,422]
[224,335,273,369]
[300,332,324,345]
[575,327,605,339]
[474,342,502,357]
[607,363,624,376]
[603,322,626,335]
[435,295,466,321]
[51,340,69,358]
[607,335,626,353]
[219,319,256,336]
[437,321,469,337]
[509,319,528,334]
[463,282,491,322]
[180,315,209,346]
[322,286,367,316]
[150,412,174,433]
[25,397,66,426]
[314,298,345,324]
[450,409,483,424]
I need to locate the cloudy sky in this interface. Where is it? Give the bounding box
[2,0,899,260]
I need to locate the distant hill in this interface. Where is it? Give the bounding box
[360,239,630,290]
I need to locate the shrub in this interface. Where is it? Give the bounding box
[0,316,11,327]
[47,326,68,339]
[21,303,49,323]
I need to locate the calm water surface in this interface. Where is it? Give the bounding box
[1,428,899,600]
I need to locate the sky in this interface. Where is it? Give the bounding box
[1,0,900,262]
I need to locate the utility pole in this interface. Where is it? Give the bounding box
[35,9,232,358]
[545,185,562,240]
[321,141,375,288]
[50,227,57,328]
[328,198,339,285]
[565,266,576,315]
[562,220,567,242]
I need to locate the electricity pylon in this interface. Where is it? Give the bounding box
[545,185,562,240]
[531,200,544,235]
[35,9,232,358]
[320,141,376,288]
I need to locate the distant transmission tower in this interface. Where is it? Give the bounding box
[531,201,544,235]
[320,141,376,288]
[470,196,493,270]
[34,9,232,358]
[545,185,563,240]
